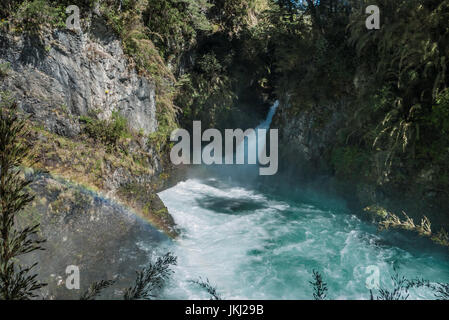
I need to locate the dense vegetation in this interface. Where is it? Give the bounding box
[268,0,449,197]
[2,0,448,187]
[263,0,449,237]
[1,0,449,299]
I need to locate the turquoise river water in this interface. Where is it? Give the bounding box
[155,103,449,300]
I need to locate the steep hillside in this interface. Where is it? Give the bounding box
[0,2,180,236]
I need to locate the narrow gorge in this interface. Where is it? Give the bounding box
[0,0,448,301]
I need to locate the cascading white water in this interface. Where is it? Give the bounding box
[157,103,449,300]
[258,101,279,130]
[244,101,279,163]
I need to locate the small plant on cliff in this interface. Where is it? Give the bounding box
[364,206,449,248]
[80,111,130,148]
[0,96,46,299]
[12,0,64,32]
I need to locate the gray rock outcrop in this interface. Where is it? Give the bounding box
[0,17,157,137]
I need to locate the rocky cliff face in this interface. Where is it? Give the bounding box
[0,15,182,298]
[273,98,347,180]
[0,17,157,137]
[273,97,449,230]
[0,18,180,238]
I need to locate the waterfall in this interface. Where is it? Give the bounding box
[158,100,449,300]
[208,101,279,179]
[244,101,279,166]
[258,101,279,130]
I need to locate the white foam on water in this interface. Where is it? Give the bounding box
[156,101,449,300]
[158,178,449,300]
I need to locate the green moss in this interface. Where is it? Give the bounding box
[49,197,66,214]
[26,123,153,193]
[0,62,10,78]
[154,207,169,217]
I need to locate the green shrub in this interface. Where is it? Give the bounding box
[80,111,130,147]
[108,111,129,143]
[12,0,64,31]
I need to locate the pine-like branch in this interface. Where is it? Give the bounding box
[123,252,177,300]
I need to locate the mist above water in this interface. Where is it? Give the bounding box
[159,177,449,299]
[157,105,449,300]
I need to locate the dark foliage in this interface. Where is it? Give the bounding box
[0,96,46,300]
[313,268,449,301]
[375,271,410,300]
[79,279,116,300]
[403,277,449,301]
[190,277,222,300]
[433,283,449,300]
[369,270,449,300]
[123,252,177,300]
[309,270,327,300]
